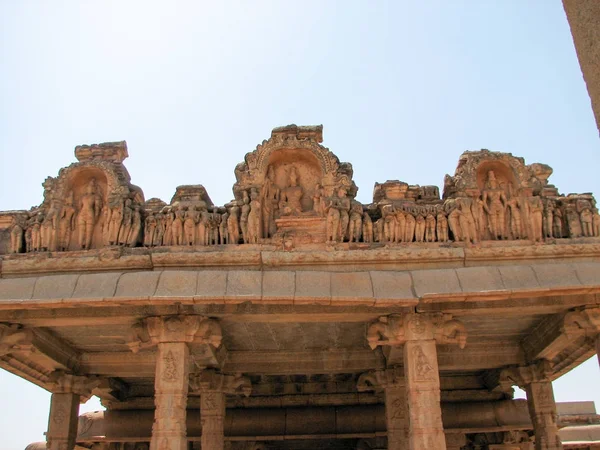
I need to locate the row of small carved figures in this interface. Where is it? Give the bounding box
[7,196,600,253]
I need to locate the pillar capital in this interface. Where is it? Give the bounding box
[128,315,222,352]
[0,322,34,356]
[562,307,600,337]
[499,360,552,390]
[48,371,101,401]
[367,313,467,349]
[356,366,404,392]
[190,369,252,396]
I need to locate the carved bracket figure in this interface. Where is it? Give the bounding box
[0,323,34,356]
[189,369,252,397]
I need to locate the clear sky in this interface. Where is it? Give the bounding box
[1,1,599,449]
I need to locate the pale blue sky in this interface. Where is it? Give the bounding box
[1,1,599,449]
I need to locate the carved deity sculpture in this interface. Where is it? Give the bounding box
[580,208,593,237]
[219,211,228,245]
[143,212,156,247]
[228,204,241,245]
[506,193,522,239]
[470,193,486,240]
[184,206,199,246]
[41,200,59,251]
[325,187,351,243]
[240,190,250,244]
[210,210,221,245]
[481,170,507,240]
[107,199,123,246]
[394,210,406,243]
[414,214,425,243]
[593,209,600,237]
[566,208,582,238]
[58,192,76,251]
[199,205,212,246]
[338,187,351,241]
[543,199,554,239]
[279,167,304,216]
[404,211,416,243]
[118,199,133,246]
[457,197,477,244]
[247,188,262,244]
[77,178,103,250]
[348,201,363,242]
[162,207,174,246]
[31,213,43,252]
[528,196,544,242]
[128,205,142,247]
[425,213,436,242]
[312,184,325,216]
[10,217,24,253]
[436,211,448,242]
[362,212,373,243]
[153,212,165,247]
[553,207,563,238]
[382,204,396,243]
[260,166,279,238]
[172,205,185,246]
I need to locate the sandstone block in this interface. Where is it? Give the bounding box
[154,270,197,297]
[32,274,79,300]
[0,276,36,301]
[411,268,461,297]
[72,272,121,299]
[115,271,160,298]
[456,266,504,293]
[294,272,331,304]
[225,270,262,300]
[262,271,295,302]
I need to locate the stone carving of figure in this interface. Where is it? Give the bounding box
[374,218,384,243]
[312,184,325,216]
[405,211,416,243]
[58,192,76,251]
[118,199,134,246]
[362,212,373,243]
[260,166,279,238]
[41,201,59,251]
[10,217,24,253]
[458,197,478,244]
[184,206,199,246]
[325,187,350,243]
[171,205,185,246]
[394,209,406,243]
[414,214,425,243]
[101,203,111,247]
[219,210,228,245]
[348,201,363,243]
[543,200,554,239]
[279,167,304,216]
[482,171,507,240]
[228,203,241,245]
[240,191,251,244]
[470,194,486,241]
[506,194,522,240]
[447,205,461,242]
[128,205,142,247]
[553,207,563,238]
[425,213,436,243]
[107,199,124,246]
[593,209,600,237]
[154,212,165,247]
[247,188,262,244]
[566,207,582,238]
[382,204,396,243]
[210,210,221,245]
[162,207,173,246]
[581,208,593,237]
[25,216,33,253]
[144,212,157,247]
[31,213,43,252]
[77,178,103,250]
[198,205,211,246]
[338,187,351,241]
[528,196,544,242]
[436,211,449,242]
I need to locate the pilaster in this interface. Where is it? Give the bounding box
[367,313,468,450]
[190,369,251,450]
[499,360,562,450]
[357,367,407,450]
[46,372,100,450]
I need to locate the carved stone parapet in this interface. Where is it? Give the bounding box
[367,313,467,350]
[128,315,222,352]
[0,323,34,356]
[48,370,101,401]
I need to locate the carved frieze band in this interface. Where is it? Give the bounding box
[366,313,467,349]
[127,315,222,352]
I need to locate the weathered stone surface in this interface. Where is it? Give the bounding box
[72,272,121,299]
[154,270,198,298]
[330,272,373,305]
[455,266,504,293]
[294,271,331,304]
[262,271,295,302]
[115,271,161,298]
[32,274,79,300]
[411,268,462,298]
[370,270,416,305]
[225,270,262,300]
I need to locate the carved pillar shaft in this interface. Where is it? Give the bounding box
[384,384,408,450]
[404,339,446,450]
[200,389,226,450]
[46,392,80,450]
[526,381,562,450]
[150,342,190,450]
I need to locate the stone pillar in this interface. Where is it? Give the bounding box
[563,0,600,136]
[367,313,468,450]
[357,367,407,450]
[46,372,100,450]
[499,361,562,450]
[190,369,251,450]
[128,315,223,450]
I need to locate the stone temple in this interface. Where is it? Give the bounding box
[1,125,600,450]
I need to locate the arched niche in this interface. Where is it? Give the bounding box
[476,161,519,195]
[266,148,323,213]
